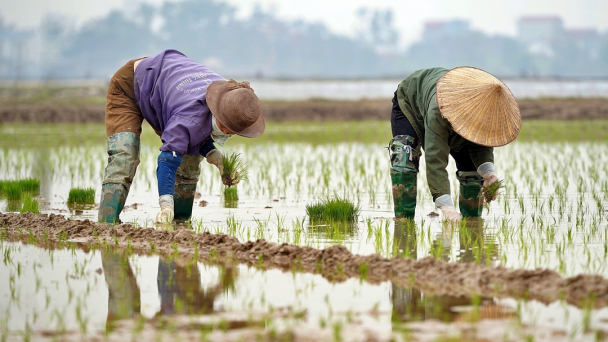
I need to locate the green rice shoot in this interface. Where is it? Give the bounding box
[224,186,238,201]
[18,178,40,192]
[2,182,23,200]
[67,187,96,205]
[221,152,249,187]
[20,195,40,214]
[306,196,360,222]
[484,179,505,203]
[0,178,40,200]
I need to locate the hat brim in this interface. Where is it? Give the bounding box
[436,66,521,147]
[207,80,265,138]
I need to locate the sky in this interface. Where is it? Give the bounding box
[1,0,606,47]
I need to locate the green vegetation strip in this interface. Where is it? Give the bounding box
[1,120,608,148]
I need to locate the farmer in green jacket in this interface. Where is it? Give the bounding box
[389,67,521,221]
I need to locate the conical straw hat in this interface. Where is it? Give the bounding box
[436,67,521,147]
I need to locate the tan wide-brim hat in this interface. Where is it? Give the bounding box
[206,79,265,138]
[436,67,521,147]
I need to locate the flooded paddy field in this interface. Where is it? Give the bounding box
[2,120,608,341]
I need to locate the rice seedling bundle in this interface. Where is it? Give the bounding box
[222,152,249,187]
[67,187,95,205]
[484,179,505,202]
[224,186,238,201]
[3,182,23,200]
[306,196,360,222]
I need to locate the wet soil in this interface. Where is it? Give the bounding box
[2,98,608,123]
[2,212,608,311]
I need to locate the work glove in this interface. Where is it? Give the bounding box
[478,162,499,202]
[155,195,174,224]
[439,205,461,222]
[205,149,224,174]
[435,195,460,222]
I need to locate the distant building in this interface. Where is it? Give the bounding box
[517,16,564,57]
[422,19,470,41]
[565,28,600,58]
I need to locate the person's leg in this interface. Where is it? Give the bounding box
[450,148,484,217]
[389,91,420,219]
[99,58,145,224]
[173,154,204,221]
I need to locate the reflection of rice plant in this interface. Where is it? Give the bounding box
[20,195,40,214]
[222,152,249,187]
[306,196,360,222]
[67,188,95,205]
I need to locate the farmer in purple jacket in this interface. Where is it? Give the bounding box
[98,49,265,224]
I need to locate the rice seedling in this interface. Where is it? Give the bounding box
[67,187,95,206]
[484,179,505,203]
[17,178,40,193]
[221,152,249,187]
[223,186,238,201]
[306,196,360,222]
[2,182,22,200]
[20,195,40,214]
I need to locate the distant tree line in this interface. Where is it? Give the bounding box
[1,1,608,79]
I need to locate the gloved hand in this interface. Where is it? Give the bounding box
[439,205,461,222]
[482,171,499,202]
[155,195,174,224]
[205,149,224,174]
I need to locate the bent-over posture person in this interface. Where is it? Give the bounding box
[98,49,265,224]
[389,67,521,221]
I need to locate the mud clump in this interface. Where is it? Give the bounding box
[2,212,608,309]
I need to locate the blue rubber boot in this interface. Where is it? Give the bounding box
[98,132,140,224]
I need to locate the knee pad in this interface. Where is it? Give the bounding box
[176,154,204,184]
[389,135,419,173]
[103,132,140,190]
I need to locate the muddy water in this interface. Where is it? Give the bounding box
[2,239,608,341]
[2,137,608,340]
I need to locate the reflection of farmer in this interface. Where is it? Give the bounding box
[98,49,265,224]
[157,259,237,315]
[389,67,520,221]
[391,220,508,324]
[101,249,141,330]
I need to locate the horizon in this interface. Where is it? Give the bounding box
[0,0,606,49]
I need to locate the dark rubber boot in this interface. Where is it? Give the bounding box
[457,171,484,217]
[98,132,140,224]
[389,135,419,219]
[98,183,128,224]
[173,154,203,221]
[174,183,197,221]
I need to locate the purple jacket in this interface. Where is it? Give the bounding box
[133,50,226,155]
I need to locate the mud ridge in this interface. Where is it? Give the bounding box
[2,212,607,309]
[3,98,608,123]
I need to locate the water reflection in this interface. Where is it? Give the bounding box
[307,221,358,243]
[390,219,508,324]
[101,248,238,331]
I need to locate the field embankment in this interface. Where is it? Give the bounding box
[2,98,608,123]
[3,212,608,310]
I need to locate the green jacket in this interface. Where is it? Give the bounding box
[396,68,494,201]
